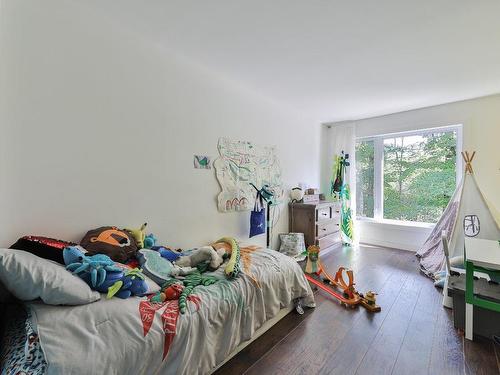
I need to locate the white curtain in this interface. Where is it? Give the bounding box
[324,121,357,242]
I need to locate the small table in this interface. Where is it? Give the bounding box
[464,237,500,340]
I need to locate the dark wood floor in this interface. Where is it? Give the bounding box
[215,245,500,375]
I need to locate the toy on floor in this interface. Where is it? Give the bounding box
[303,245,381,312]
[125,223,148,249]
[433,270,447,288]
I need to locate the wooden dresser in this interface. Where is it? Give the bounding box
[288,200,342,250]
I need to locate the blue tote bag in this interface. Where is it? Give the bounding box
[249,193,266,238]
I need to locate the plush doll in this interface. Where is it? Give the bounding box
[143,233,157,249]
[152,246,181,262]
[105,268,148,299]
[150,283,184,303]
[138,249,196,285]
[176,246,225,271]
[213,237,241,279]
[80,226,138,263]
[125,223,147,249]
[171,264,197,277]
[63,246,147,299]
[63,246,122,288]
[305,245,320,274]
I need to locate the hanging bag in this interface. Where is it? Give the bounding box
[249,192,266,238]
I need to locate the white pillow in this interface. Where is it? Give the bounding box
[0,248,100,305]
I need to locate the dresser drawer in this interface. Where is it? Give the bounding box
[316,231,341,249]
[316,207,331,221]
[331,203,341,216]
[316,221,339,238]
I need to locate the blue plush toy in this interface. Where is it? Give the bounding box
[63,246,148,299]
[151,246,180,262]
[144,233,157,249]
[99,268,148,299]
[63,246,122,288]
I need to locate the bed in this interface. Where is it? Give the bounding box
[0,247,315,375]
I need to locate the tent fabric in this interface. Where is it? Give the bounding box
[416,188,461,277]
[417,170,500,278]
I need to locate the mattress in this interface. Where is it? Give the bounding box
[19,247,314,375]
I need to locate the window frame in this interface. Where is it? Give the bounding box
[356,124,463,225]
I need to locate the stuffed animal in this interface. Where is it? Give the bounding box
[63,246,147,299]
[171,264,197,277]
[176,246,225,271]
[178,271,218,313]
[305,245,320,274]
[152,246,181,262]
[105,268,148,299]
[150,271,218,313]
[80,226,138,263]
[150,283,184,303]
[63,246,122,288]
[213,237,241,279]
[125,223,147,249]
[138,249,196,284]
[137,249,173,284]
[143,233,157,249]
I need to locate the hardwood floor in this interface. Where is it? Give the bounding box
[215,245,500,375]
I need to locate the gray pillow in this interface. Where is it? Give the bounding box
[0,248,100,305]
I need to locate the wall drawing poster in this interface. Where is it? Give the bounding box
[214,138,283,212]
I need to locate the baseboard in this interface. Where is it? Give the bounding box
[318,243,341,256]
[359,239,417,252]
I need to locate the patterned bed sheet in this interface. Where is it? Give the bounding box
[0,305,47,375]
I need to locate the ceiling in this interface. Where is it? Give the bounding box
[81,1,500,123]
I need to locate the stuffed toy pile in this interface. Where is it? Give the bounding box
[12,222,244,305]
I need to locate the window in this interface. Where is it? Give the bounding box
[355,126,461,224]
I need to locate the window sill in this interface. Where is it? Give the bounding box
[356,217,435,230]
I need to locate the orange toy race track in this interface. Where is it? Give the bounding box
[304,246,381,313]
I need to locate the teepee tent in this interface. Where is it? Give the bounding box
[417,151,500,277]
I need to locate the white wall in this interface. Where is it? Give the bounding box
[0,1,319,249]
[322,94,500,251]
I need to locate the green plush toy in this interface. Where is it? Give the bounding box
[125,223,147,249]
[215,237,241,279]
[178,271,217,314]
